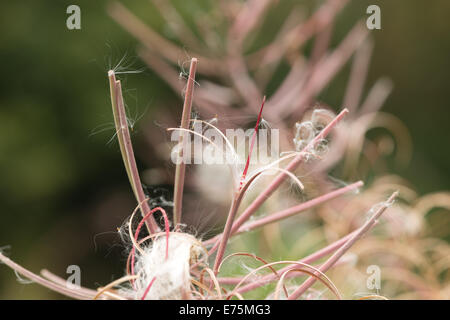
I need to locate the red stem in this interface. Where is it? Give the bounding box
[173,58,198,226]
[240,96,266,189]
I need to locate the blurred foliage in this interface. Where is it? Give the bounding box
[0,0,448,299]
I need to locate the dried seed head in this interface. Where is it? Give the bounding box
[121,232,206,300]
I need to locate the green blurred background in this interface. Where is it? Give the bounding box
[0,0,448,298]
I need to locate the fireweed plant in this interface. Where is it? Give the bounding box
[1,0,449,300]
[0,59,398,300]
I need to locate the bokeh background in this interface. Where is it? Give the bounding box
[0,0,449,299]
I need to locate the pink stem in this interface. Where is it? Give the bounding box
[212,169,264,274]
[0,252,92,300]
[212,196,242,275]
[288,192,398,300]
[114,78,159,234]
[173,58,198,226]
[236,181,363,234]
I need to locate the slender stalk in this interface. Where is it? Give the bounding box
[41,269,98,297]
[213,197,240,275]
[108,71,158,234]
[212,172,267,274]
[0,252,93,300]
[173,58,197,226]
[288,191,398,300]
[235,181,363,235]
[108,71,132,185]
[213,97,267,274]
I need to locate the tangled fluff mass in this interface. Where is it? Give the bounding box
[121,233,206,300]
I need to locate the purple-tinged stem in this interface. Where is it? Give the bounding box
[0,252,93,300]
[173,58,198,226]
[108,71,158,234]
[213,196,241,275]
[236,181,363,235]
[212,169,265,274]
[288,191,398,300]
[108,71,132,187]
[213,97,268,274]
[41,269,98,297]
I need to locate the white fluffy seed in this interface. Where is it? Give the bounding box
[121,232,206,300]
